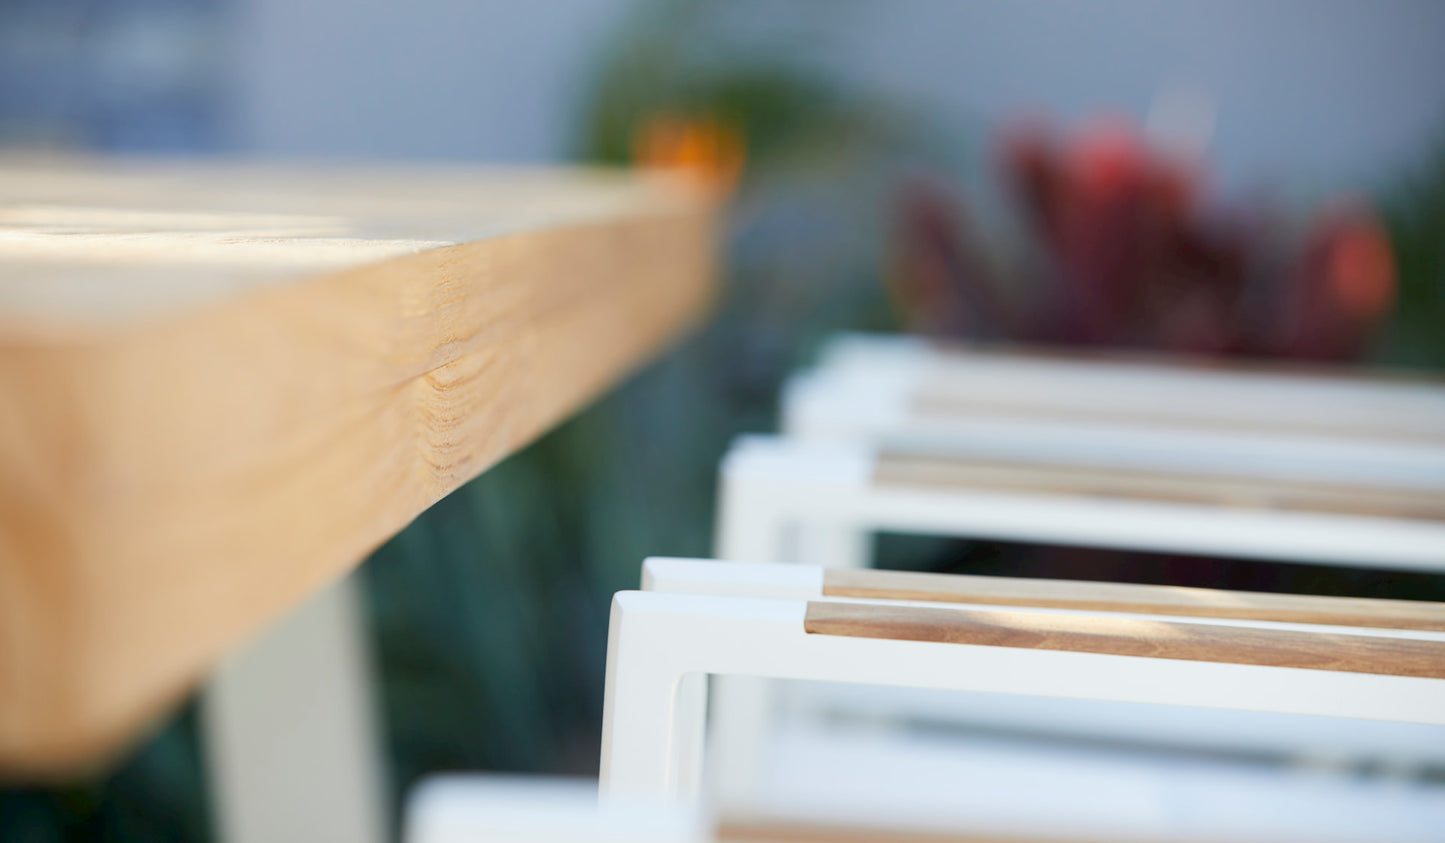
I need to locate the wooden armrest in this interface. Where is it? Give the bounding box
[822,567,1445,632]
[803,601,1445,679]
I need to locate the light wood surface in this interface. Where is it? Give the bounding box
[873,452,1445,522]
[823,568,1445,631]
[803,602,1445,679]
[908,341,1445,444]
[0,158,718,775]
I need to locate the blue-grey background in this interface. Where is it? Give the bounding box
[6,1,1445,185]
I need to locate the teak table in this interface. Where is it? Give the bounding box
[0,157,718,839]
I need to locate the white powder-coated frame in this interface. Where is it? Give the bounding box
[776,333,1445,571]
[718,436,1445,574]
[405,774,706,843]
[600,560,1445,805]
[700,337,1445,821]
[711,433,1445,805]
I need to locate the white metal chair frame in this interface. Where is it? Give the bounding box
[600,559,1445,805]
[717,435,1445,574]
[708,405,1445,809]
[769,336,1445,571]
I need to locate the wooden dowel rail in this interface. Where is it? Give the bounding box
[823,567,1445,632]
[872,453,1445,522]
[803,601,1445,680]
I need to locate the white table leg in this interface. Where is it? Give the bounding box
[202,574,387,843]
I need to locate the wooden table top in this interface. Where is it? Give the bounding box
[0,158,718,775]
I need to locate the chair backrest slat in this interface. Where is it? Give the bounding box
[822,567,1445,632]
[802,601,1445,679]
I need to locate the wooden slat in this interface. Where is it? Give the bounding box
[803,602,1445,679]
[823,568,1445,632]
[914,392,1445,445]
[0,159,718,775]
[908,341,1445,444]
[873,452,1445,522]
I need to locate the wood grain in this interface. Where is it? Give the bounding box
[0,159,718,776]
[873,452,1445,522]
[823,568,1445,632]
[909,341,1445,444]
[803,602,1445,679]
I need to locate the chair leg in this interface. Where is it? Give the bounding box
[599,594,706,803]
[202,574,387,843]
[712,441,873,810]
[795,521,870,569]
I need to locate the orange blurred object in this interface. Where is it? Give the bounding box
[633,115,745,197]
[1331,217,1397,318]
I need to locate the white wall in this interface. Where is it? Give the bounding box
[226,0,1445,193]
[829,0,1445,196]
[226,0,633,161]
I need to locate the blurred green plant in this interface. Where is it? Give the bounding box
[0,705,210,843]
[1377,135,1445,370]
